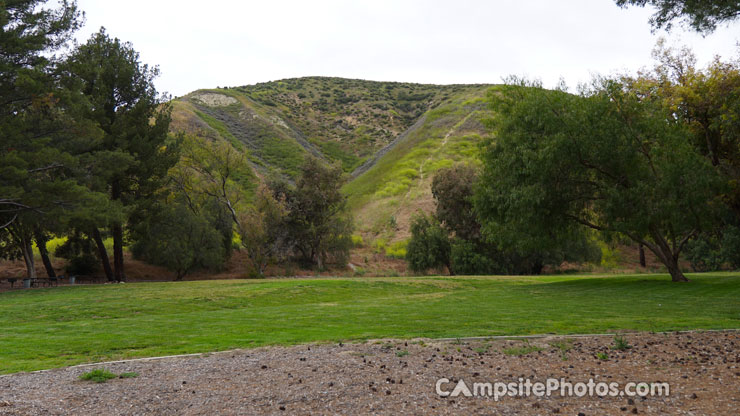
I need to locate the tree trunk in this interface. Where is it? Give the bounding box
[112,223,125,282]
[21,236,37,279]
[91,227,114,281]
[34,230,56,277]
[639,244,646,268]
[665,256,689,282]
[111,180,125,282]
[647,230,690,282]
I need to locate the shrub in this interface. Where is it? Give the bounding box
[385,240,408,259]
[406,213,450,273]
[65,253,99,275]
[450,239,497,275]
[372,238,387,253]
[612,335,632,351]
[351,235,364,247]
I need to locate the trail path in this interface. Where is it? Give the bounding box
[407,111,477,201]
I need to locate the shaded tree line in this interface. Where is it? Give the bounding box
[0,1,174,281]
[0,1,353,281]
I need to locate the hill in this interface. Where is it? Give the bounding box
[169,77,496,245]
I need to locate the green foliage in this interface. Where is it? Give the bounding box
[596,352,610,360]
[118,372,139,379]
[474,344,491,354]
[238,185,289,276]
[79,369,117,383]
[351,234,365,247]
[432,164,480,240]
[450,239,497,275]
[685,223,740,271]
[65,253,99,276]
[317,141,361,172]
[502,343,543,356]
[476,78,724,282]
[427,164,599,276]
[131,203,229,280]
[406,213,450,273]
[598,241,621,269]
[60,28,177,281]
[396,350,409,357]
[615,0,740,33]
[372,238,387,253]
[274,157,354,268]
[612,335,632,351]
[385,240,408,259]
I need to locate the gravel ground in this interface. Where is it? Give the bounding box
[0,331,738,415]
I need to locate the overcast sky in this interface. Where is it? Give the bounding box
[73,0,739,97]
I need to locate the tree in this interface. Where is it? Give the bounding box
[475,79,723,282]
[624,42,740,218]
[615,0,740,33]
[276,156,353,269]
[170,135,253,229]
[426,164,598,275]
[0,1,90,279]
[131,203,227,280]
[431,164,480,240]
[238,185,288,276]
[406,213,451,274]
[61,28,176,281]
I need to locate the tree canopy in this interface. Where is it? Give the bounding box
[615,0,740,33]
[475,78,724,282]
[61,28,176,281]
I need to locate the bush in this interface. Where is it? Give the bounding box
[351,234,364,247]
[65,253,99,275]
[132,203,228,280]
[685,223,740,272]
[406,214,450,273]
[450,239,497,275]
[385,240,408,259]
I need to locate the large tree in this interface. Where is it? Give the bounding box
[1,0,82,228]
[475,79,724,282]
[61,28,176,281]
[238,184,288,277]
[624,42,740,217]
[275,156,353,269]
[0,1,112,279]
[615,0,740,33]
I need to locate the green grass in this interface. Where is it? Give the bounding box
[502,344,544,356]
[79,368,117,383]
[1,273,739,374]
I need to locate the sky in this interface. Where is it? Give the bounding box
[73,0,740,97]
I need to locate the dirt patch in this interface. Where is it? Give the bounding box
[0,331,737,415]
[190,93,238,107]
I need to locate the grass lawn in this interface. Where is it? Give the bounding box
[1,273,739,374]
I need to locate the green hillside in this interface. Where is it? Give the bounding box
[169,77,495,241]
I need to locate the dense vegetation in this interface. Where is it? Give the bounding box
[0,1,352,280]
[2,0,740,281]
[616,0,740,33]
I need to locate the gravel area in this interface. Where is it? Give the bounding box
[0,331,738,415]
